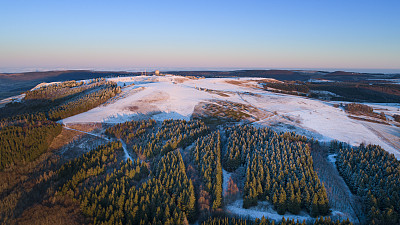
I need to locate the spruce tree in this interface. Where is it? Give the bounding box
[277,187,287,215]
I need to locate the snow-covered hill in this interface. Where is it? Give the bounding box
[57,75,400,159]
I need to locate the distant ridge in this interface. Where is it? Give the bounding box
[0,70,135,81]
[168,69,393,82]
[0,70,138,99]
[0,69,397,100]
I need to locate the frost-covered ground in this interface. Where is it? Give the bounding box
[226,199,353,223]
[0,93,25,108]
[328,154,337,164]
[37,74,397,159]
[226,200,312,222]
[222,169,232,196]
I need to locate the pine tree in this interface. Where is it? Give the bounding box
[310,194,319,217]
[187,180,196,222]
[277,187,287,215]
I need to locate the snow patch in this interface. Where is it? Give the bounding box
[226,200,311,222]
[222,169,232,196]
[0,94,25,106]
[328,154,337,164]
[120,139,132,162]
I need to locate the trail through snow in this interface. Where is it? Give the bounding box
[120,139,132,162]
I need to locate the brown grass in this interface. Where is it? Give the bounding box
[224,80,242,85]
[67,123,103,133]
[48,128,83,151]
[14,196,86,225]
[192,100,261,123]
[347,115,389,125]
[205,89,230,97]
[173,77,189,83]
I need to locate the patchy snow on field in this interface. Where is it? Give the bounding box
[309,90,340,97]
[62,76,214,123]
[328,154,337,164]
[0,93,25,107]
[244,94,400,159]
[222,169,232,196]
[31,81,61,91]
[59,74,400,159]
[120,139,132,162]
[226,200,312,223]
[329,101,400,115]
[62,75,258,124]
[308,79,335,83]
[226,199,355,223]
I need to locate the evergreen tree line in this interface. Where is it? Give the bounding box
[192,131,223,211]
[25,78,110,100]
[0,120,62,170]
[25,80,83,100]
[48,83,121,120]
[262,80,400,103]
[344,103,374,114]
[1,79,121,121]
[105,119,157,142]
[335,143,400,225]
[53,120,368,224]
[263,82,310,94]
[0,79,120,171]
[224,126,328,216]
[58,141,125,196]
[155,151,197,222]
[0,112,47,128]
[57,140,198,224]
[107,119,209,158]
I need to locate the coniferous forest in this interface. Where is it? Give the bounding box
[0,78,121,120]
[334,144,400,224]
[1,79,399,225]
[0,120,61,170]
[0,79,120,171]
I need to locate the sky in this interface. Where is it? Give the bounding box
[0,0,399,73]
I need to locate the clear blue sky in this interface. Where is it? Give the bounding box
[1,0,399,72]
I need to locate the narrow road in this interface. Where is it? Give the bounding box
[119,138,133,162]
[63,124,133,162]
[63,126,110,140]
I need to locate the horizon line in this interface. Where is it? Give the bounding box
[1,67,400,74]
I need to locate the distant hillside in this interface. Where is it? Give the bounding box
[1,69,397,100]
[0,70,138,99]
[0,70,138,81]
[168,69,397,82]
[168,69,311,81]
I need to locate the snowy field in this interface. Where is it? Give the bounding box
[9,74,391,160]
[55,75,400,159]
